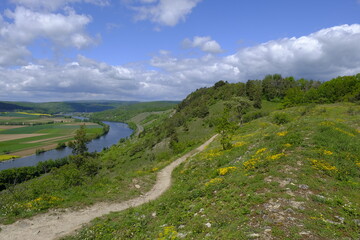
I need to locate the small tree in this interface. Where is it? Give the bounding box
[68,124,88,155]
[216,107,237,150]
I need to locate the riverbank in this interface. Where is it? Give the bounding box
[0,121,132,171]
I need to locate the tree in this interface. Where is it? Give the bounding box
[216,106,237,150]
[246,80,263,108]
[68,124,88,155]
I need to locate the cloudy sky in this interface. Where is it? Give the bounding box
[0,0,360,102]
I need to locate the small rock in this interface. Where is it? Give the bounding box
[353,219,360,226]
[178,225,185,229]
[248,233,260,238]
[335,216,344,224]
[285,208,295,214]
[298,184,309,190]
[264,228,272,233]
[135,184,141,189]
[205,222,211,228]
[299,231,311,236]
[199,208,204,213]
[178,232,187,238]
[151,212,157,217]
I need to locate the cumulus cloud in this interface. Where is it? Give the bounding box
[130,0,203,26]
[1,24,360,102]
[10,0,110,11]
[182,36,223,53]
[0,6,96,65]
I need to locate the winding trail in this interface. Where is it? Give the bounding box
[0,134,218,240]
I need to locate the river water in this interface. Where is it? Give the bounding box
[0,121,133,171]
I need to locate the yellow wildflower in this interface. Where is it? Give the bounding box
[218,166,237,176]
[267,153,285,160]
[256,148,267,155]
[334,127,355,137]
[283,143,292,148]
[205,178,224,186]
[319,121,335,126]
[310,159,338,172]
[323,150,333,155]
[233,141,247,147]
[243,157,260,170]
[276,131,288,136]
[355,162,360,168]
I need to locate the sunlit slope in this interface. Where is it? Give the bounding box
[68,103,360,240]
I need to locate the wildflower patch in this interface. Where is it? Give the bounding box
[218,166,237,176]
[233,141,247,148]
[310,158,338,173]
[205,178,224,186]
[276,131,288,136]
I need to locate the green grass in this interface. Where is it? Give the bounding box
[64,103,360,240]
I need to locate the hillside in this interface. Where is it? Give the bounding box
[0,100,136,113]
[63,103,360,240]
[0,75,359,239]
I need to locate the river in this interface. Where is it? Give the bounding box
[0,121,133,171]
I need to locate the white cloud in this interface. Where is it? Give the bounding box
[3,7,94,47]
[130,0,203,26]
[0,6,96,65]
[183,36,223,53]
[1,24,360,102]
[10,0,110,11]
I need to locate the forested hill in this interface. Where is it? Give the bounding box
[0,100,136,113]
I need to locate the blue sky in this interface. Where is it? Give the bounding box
[0,0,360,102]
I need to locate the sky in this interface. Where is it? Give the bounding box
[0,0,360,102]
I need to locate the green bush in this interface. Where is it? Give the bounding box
[271,112,291,125]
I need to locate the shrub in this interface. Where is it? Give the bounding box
[271,112,291,125]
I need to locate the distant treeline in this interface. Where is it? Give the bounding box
[245,73,360,107]
[0,101,137,114]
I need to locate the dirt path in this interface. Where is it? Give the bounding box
[0,134,218,240]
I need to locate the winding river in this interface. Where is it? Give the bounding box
[0,121,133,171]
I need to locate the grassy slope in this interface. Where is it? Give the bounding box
[66,103,360,240]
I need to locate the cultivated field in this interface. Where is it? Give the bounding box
[0,112,103,158]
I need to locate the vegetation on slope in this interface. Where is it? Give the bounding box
[66,103,360,240]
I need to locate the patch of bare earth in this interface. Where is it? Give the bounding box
[27,135,72,144]
[0,134,46,142]
[65,122,97,126]
[0,125,25,130]
[0,117,21,120]
[11,144,58,157]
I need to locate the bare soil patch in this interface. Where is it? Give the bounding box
[11,144,58,157]
[0,125,25,130]
[65,122,97,126]
[0,117,21,120]
[0,134,45,142]
[27,135,72,144]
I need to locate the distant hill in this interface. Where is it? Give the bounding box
[0,100,137,113]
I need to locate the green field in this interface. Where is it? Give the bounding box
[0,112,103,157]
